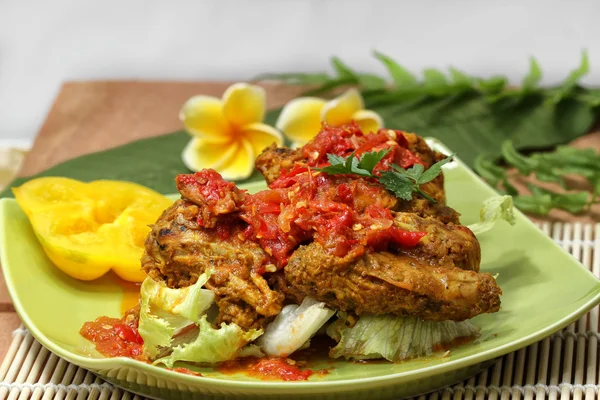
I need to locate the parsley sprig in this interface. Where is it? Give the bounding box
[316,150,455,203]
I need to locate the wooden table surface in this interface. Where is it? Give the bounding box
[1,80,599,364]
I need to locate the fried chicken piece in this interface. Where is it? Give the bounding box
[392,212,480,271]
[255,144,304,184]
[402,131,442,166]
[175,169,245,228]
[267,271,306,304]
[142,172,284,330]
[285,242,501,321]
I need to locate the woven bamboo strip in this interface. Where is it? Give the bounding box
[0,325,26,400]
[28,354,58,400]
[74,371,96,400]
[450,380,463,400]
[463,375,478,400]
[489,356,504,400]
[537,338,552,400]
[475,366,490,400]
[40,358,69,400]
[14,345,49,400]
[514,347,527,400]
[90,375,112,400]
[53,362,80,400]
[0,331,34,400]
[500,352,515,400]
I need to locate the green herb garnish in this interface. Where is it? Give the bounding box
[317,150,454,203]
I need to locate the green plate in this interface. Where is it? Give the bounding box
[2,140,599,400]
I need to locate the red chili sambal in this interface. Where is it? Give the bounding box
[218,357,324,381]
[175,123,428,272]
[239,170,426,267]
[302,122,424,170]
[80,307,145,361]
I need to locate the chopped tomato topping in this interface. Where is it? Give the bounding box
[80,308,145,360]
[301,122,424,172]
[177,124,427,273]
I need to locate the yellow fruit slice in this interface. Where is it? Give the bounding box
[13,178,173,282]
[13,177,90,214]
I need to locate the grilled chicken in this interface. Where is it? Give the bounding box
[284,242,500,321]
[392,212,481,271]
[141,124,501,327]
[141,198,284,330]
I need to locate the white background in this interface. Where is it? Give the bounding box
[1,0,599,147]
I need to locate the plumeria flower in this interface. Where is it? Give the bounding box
[180,83,283,180]
[275,88,383,148]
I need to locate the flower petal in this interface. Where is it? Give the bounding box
[241,123,285,157]
[352,109,384,134]
[180,96,231,143]
[223,83,266,128]
[218,138,255,180]
[321,88,364,127]
[181,138,239,172]
[276,97,326,146]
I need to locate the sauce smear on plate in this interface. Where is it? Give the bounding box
[80,307,145,360]
[218,357,323,381]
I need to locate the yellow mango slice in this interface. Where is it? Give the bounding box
[13,178,172,282]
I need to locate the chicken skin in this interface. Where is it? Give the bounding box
[285,242,500,321]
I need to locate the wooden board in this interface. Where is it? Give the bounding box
[18,81,306,176]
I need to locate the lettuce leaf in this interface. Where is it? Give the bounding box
[257,297,335,357]
[327,313,479,362]
[138,271,215,358]
[467,195,516,235]
[143,271,215,321]
[154,315,263,367]
[138,305,174,359]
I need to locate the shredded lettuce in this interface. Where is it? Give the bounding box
[138,271,214,358]
[138,271,262,365]
[154,315,262,367]
[468,195,516,235]
[327,313,479,362]
[138,305,174,359]
[143,271,215,321]
[257,297,335,357]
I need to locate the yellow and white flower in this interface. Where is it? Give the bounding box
[180,83,283,180]
[275,88,383,148]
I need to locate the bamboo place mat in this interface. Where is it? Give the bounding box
[0,222,598,400]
